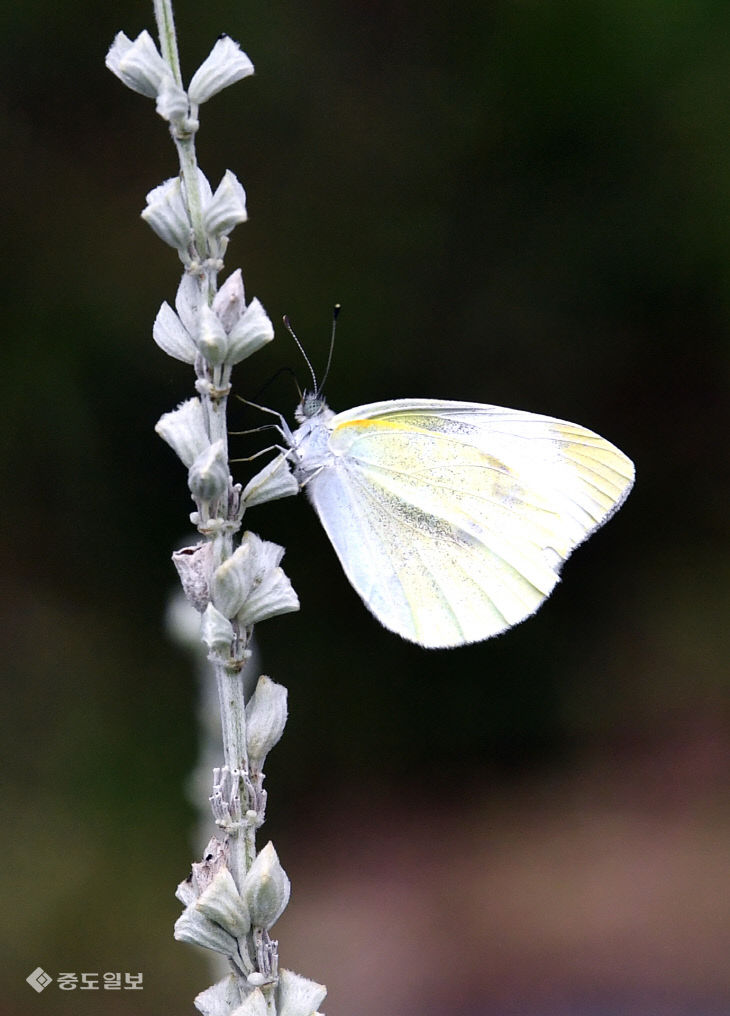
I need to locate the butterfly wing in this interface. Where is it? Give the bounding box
[303,399,634,648]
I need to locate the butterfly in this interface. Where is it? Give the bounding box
[285,393,634,649]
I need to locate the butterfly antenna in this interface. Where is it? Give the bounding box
[283,314,318,394]
[317,303,340,395]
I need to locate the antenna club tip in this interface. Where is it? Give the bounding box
[333,303,341,319]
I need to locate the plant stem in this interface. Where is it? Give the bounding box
[154,0,249,892]
[215,659,253,887]
[153,0,182,86]
[154,0,212,277]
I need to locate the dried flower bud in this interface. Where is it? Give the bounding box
[196,867,251,937]
[211,533,299,624]
[153,300,197,363]
[188,440,229,504]
[176,271,205,336]
[245,676,288,769]
[242,454,299,508]
[106,30,172,98]
[227,533,299,626]
[183,167,214,209]
[211,542,254,619]
[188,36,254,106]
[201,603,234,653]
[176,871,198,908]
[203,170,248,239]
[196,270,274,366]
[243,842,290,930]
[213,269,246,332]
[277,969,327,1016]
[196,303,230,364]
[194,975,242,1016]
[142,177,192,250]
[236,565,299,627]
[156,398,210,468]
[174,907,238,958]
[231,988,267,1016]
[191,837,229,893]
[226,297,274,365]
[172,541,213,612]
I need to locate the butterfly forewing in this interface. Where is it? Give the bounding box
[296,399,634,648]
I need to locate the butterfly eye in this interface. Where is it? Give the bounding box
[302,393,325,418]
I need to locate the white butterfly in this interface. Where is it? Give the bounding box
[284,394,634,649]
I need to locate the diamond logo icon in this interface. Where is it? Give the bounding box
[26,967,53,992]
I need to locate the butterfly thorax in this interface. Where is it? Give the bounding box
[290,394,337,482]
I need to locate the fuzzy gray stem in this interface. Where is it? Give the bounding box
[153,0,182,85]
[214,659,254,888]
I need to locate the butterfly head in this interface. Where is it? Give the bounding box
[295,390,329,423]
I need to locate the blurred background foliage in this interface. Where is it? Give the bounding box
[1,1,729,1013]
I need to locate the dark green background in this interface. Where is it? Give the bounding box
[2,1,729,1013]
